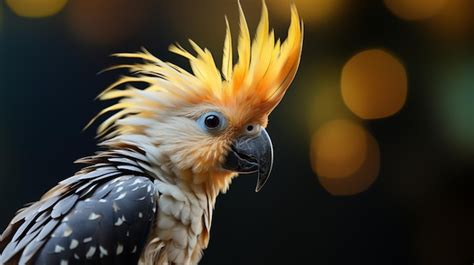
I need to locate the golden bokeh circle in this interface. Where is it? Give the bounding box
[384,0,446,21]
[427,0,473,42]
[6,0,68,18]
[341,49,408,119]
[310,119,368,179]
[317,130,380,196]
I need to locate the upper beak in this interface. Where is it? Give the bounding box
[222,128,274,192]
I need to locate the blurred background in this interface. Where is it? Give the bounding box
[0,0,473,264]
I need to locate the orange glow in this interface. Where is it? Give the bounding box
[67,0,152,46]
[384,0,446,20]
[269,0,344,25]
[6,0,67,18]
[310,120,368,179]
[318,131,380,196]
[428,0,474,42]
[341,49,408,119]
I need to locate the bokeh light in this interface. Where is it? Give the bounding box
[6,0,68,18]
[311,120,380,196]
[269,0,345,25]
[434,60,474,154]
[67,0,152,46]
[318,133,380,196]
[384,0,446,21]
[427,0,474,42]
[341,49,408,120]
[310,119,368,179]
[290,64,352,137]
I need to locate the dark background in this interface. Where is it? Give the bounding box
[1,0,473,264]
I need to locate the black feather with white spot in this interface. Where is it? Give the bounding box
[0,148,158,265]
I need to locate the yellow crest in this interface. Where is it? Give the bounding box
[93,1,303,137]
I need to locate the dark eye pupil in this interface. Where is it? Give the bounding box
[205,115,220,128]
[247,125,254,131]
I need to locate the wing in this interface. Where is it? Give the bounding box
[0,152,158,265]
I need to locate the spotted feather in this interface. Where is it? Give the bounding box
[0,148,157,265]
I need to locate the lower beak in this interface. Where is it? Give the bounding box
[222,128,274,192]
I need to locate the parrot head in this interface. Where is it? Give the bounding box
[92,2,303,193]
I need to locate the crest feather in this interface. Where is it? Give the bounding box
[232,1,251,91]
[222,16,233,81]
[93,1,303,138]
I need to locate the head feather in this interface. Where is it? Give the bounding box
[93,1,303,139]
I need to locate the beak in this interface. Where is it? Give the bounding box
[223,128,274,192]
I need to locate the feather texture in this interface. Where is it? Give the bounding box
[0,3,304,265]
[222,16,233,81]
[0,147,157,265]
[91,1,303,140]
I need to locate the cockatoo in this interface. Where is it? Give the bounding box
[0,2,303,264]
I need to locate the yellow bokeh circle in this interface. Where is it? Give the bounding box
[310,119,368,179]
[384,0,446,21]
[341,49,408,119]
[6,0,68,18]
[317,130,380,196]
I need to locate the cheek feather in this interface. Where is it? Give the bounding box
[161,132,231,174]
[149,113,234,176]
[186,139,230,174]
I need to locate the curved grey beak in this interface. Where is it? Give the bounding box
[223,128,274,192]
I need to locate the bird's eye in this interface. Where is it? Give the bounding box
[244,123,261,136]
[205,115,220,129]
[198,111,227,133]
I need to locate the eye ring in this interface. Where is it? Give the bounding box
[198,111,227,133]
[244,123,261,136]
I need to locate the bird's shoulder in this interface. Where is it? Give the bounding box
[0,149,158,265]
